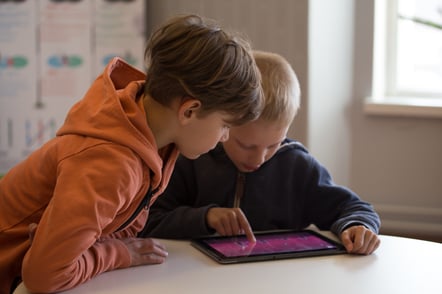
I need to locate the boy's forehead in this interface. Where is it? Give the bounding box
[238,118,289,132]
[231,120,288,145]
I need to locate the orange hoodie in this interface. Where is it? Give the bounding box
[0,58,179,294]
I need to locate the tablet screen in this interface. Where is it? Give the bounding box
[206,231,337,257]
[191,230,346,263]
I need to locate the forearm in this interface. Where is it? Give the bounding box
[22,238,130,293]
[330,203,381,235]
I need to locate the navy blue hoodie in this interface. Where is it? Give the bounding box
[141,139,380,238]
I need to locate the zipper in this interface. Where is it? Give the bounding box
[233,172,245,208]
[116,186,155,232]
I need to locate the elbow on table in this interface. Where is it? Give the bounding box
[22,261,77,293]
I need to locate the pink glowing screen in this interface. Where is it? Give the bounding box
[203,231,337,257]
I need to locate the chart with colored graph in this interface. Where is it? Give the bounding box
[0,0,146,175]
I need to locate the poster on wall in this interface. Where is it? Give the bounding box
[38,0,93,110]
[0,0,37,102]
[0,0,38,174]
[0,0,146,175]
[94,0,146,75]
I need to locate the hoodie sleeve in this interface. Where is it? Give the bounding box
[21,143,146,293]
[302,155,381,236]
[141,157,216,239]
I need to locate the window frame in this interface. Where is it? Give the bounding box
[365,0,442,118]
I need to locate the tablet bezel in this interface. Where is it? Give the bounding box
[191,229,347,264]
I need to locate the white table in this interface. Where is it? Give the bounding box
[14,234,442,294]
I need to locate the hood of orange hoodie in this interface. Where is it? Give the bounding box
[56,57,165,186]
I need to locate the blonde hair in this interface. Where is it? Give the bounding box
[144,14,263,126]
[253,51,300,126]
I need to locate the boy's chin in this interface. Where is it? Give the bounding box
[235,163,258,173]
[180,151,201,160]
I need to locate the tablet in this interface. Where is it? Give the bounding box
[191,229,346,264]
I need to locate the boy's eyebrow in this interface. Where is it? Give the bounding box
[235,138,253,148]
[269,141,282,148]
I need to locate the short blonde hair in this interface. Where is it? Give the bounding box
[253,51,300,126]
[144,14,263,126]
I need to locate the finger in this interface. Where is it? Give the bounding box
[139,251,168,264]
[140,239,168,256]
[243,225,256,243]
[151,239,167,252]
[362,234,381,255]
[148,253,168,264]
[214,218,228,236]
[357,232,372,254]
[216,213,233,236]
[370,237,381,254]
[350,230,366,253]
[216,210,237,236]
[226,209,241,235]
[137,239,169,264]
[236,209,255,243]
[151,243,169,258]
[340,230,354,252]
[353,231,379,255]
[206,208,227,234]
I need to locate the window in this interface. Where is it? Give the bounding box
[366,0,442,118]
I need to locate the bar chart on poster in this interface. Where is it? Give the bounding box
[0,0,146,175]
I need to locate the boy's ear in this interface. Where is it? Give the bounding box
[178,98,201,124]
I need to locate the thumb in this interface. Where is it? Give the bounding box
[340,230,354,252]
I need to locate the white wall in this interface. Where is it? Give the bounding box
[308,0,354,185]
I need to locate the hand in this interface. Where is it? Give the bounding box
[30,223,167,266]
[121,238,168,266]
[340,225,380,255]
[206,207,256,243]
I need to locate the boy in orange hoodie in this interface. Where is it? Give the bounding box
[0,14,262,294]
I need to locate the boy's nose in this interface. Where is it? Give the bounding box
[249,151,266,167]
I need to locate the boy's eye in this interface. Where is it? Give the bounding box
[237,141,253,150]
